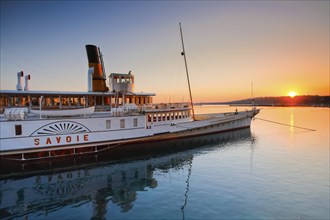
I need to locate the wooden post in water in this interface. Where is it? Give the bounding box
[179,22,195,120]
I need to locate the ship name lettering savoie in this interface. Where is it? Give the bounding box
[34,134,89,146]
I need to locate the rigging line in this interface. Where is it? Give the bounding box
[1,44,55,73]
[182,30,246,102]
[0,44,82,90]
[255,117,316,131]
[0,57,81,90]
[165,38,187,104]
[183,33,220,81]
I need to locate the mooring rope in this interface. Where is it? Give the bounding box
[255,117,316,131]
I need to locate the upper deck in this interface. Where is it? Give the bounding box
[0,89,156,114]
[0,45,192,120]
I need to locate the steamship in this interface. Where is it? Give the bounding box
[0,40,259,161]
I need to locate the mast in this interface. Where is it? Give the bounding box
[179,22,195,120]
[98,47,107,80]
[251,81,254,106]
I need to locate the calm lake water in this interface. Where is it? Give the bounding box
[1,106,329,220]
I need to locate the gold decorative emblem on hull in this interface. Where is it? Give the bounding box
[30,121,91,136]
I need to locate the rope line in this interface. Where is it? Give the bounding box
[1,44,85,90]
[255,117,316,131]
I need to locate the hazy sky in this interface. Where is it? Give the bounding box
[1,1,329,102]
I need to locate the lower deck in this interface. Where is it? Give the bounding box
[0,109,259,160]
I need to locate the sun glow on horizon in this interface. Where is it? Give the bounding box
[288,91,297,98]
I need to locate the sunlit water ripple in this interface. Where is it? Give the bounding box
[0,106,329,220]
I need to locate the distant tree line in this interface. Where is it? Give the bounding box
[228,95,330,107]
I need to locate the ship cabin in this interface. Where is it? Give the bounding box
[0,90,154,112]
[0,72,193,126]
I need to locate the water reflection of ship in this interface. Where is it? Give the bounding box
[0,128,254,219]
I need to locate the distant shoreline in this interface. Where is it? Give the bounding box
[195,103,330,108]
[194,95,330,107]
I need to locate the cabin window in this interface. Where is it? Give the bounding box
[120,119,125,128]
[15,125,22,136]
[106,120,111,129]
[133,118,138,127]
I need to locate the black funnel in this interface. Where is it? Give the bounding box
[85,45,100,64]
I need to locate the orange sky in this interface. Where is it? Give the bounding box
[1,1,329,102]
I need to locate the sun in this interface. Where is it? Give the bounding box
[288,91,297,98]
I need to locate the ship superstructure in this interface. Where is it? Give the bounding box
[0,43,259,161]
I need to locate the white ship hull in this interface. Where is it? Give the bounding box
[0,41,260,161]
[0,109,259,160]
[1,129,251,217]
